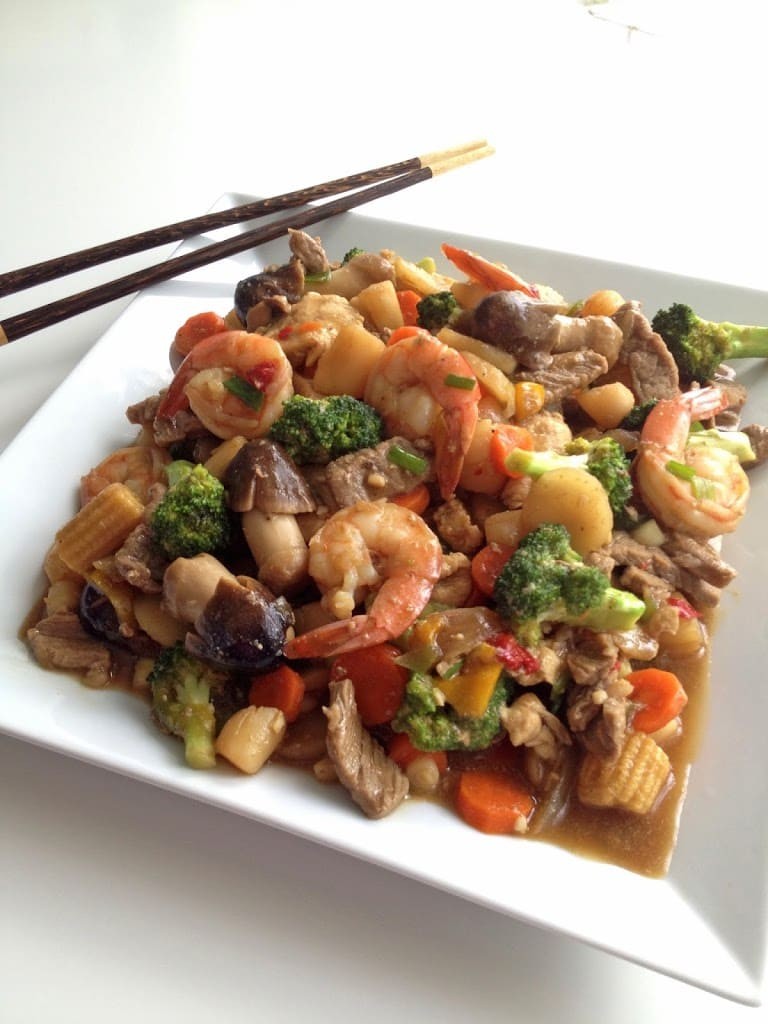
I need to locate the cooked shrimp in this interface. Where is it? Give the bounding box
[635,386,750,538]
[284,499,442,659]
[364,329,480,499]
[156,330,293,440]
[441,243,539,299]
[80,444,170,505]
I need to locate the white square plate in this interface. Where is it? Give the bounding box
[2,196,767,1004]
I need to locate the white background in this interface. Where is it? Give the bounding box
[2,2,767,1021]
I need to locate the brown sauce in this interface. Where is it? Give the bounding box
[534,629,711,877]
[22,590,715,878]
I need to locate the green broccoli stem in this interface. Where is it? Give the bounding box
[182,715,217,770]
[711,320,768,357]
[568,587,646,632]
[503,447,587,477]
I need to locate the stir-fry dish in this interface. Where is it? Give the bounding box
[27,229,768,875]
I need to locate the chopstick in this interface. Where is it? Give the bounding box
[0,140,488,299]
[0,142,493,346]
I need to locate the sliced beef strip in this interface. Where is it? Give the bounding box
[612,301,679,403]
[565,631,629,760]
[618,564,674,608]
[744,423,768,466]
[304,437,433,512]
[27,611,112,687]
[126,392,212,449]
[566,631,620,689]
[605,531,723,608]
[324,677,409,819]
[661,532,737,589]
[582,695,627,760]
[515,349,608,405]
[113,524,168,594]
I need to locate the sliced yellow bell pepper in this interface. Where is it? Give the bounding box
[438,643,502,719]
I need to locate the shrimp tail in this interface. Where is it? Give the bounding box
[435,404,477,499]
[441,243,539,299]
[683,385,729,419]
[284,615,390,659]
[156,360,196,417]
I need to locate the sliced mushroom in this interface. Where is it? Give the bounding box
[233,258,305,325]
[189,575,294,671]
[224,439,316,514]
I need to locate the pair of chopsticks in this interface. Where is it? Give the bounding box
[0,140,493,345]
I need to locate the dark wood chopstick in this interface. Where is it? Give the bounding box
[0,140,487,298]
[0,144,493,345]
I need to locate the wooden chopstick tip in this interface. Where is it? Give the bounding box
[429,143,495,177]
[418,139,489,168]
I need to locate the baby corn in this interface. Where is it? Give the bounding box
[55,482,145,575]
[577,731,671,815]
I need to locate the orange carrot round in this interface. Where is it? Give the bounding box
[330,643,409,726]
[626,668,688,733]
[387,325,423,346]
[455,770,535,834]
[470,543,515,598]
[396,289,422,327]
[248,664,306,724]
[391,483,431,515]
[388,732,448,775]
[173,311,230,358]
[488,423,534,478]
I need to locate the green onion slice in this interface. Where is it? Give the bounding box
[444,373,476,390]
[666,459,696,482]
[224,375,264,410]
[666,459,715,500]
[388,444,428,475]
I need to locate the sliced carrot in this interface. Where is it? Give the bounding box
[173,311,230,358]
[387,325,423,346]
[488,423,534,478]
[626,668,688,734]
[455,770,535,834]
[391,483,431,515]
[248,664,306,724]
[330,643,409,726]
[388,732,448,775]
[470,543,515,598]
[396,290,422,327]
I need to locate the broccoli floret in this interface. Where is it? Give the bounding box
[148,643,231,769]
[492,523,645,646]
[268,394,383,464]
[620,399,658,431]
[504,437,633,524]
[652,302,768,385]
[416,290,460,333]
[392,672,509,752]
[150,461,230,561]
[342,247,365,264]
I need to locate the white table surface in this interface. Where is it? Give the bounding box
[2,2,767,1021]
